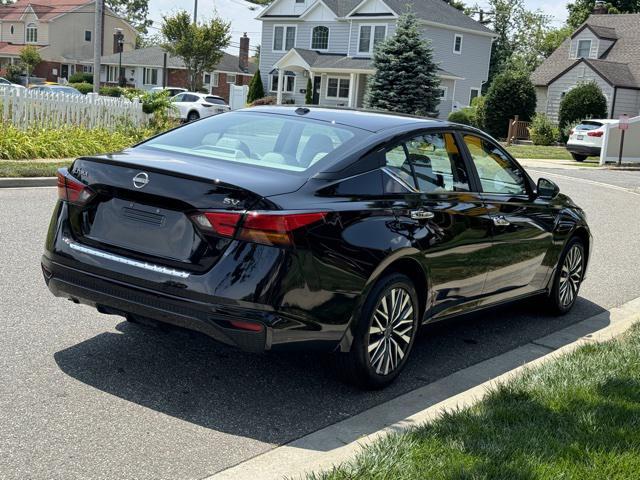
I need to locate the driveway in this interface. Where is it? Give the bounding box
[1,167,640,479]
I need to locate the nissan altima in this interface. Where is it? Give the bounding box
[42,107,591,388]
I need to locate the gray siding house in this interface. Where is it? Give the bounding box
[257,0,495,119]
[532,13,640,122]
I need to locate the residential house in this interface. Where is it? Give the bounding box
[256,0,496,118]
[0,0,136,82]
[532,11,640,122]
[96,35,256,102]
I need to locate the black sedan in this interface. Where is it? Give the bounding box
[43,107,591,388]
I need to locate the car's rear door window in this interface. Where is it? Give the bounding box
[462,134,527,195]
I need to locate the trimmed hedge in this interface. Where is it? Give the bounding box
[558,81,608,130]
[69,82,93,94]
[484,71,536,139]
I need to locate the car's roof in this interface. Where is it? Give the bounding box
[240,106,446,133]
[578,119,617,124]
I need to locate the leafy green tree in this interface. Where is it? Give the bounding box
[19,45,41,86]
[366,12,440,116]
[106,0,152,35]
[247,70,265,104]
[483,70,536,138]
[161,11,231,92]
[567,0,639,29]
[305,77,313,104]
[539,25,573,58]
[558,81,608,130]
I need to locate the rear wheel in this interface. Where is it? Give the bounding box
[337,274,419,389]
[571,153,586,162]
[187,111,200,122]
[546,237,585,314]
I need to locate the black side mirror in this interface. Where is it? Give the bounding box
[537,177,560,199]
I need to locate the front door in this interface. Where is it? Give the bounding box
[312,76,321,105]
[459,133,555,303]
[383,130,495,319]
[60,64,69,80]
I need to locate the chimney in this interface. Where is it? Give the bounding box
[593,0,607,14]
[239,33,249,73]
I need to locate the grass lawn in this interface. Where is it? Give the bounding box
[0,160,70,178]
[504,144,600,162]
[309,324,640,480]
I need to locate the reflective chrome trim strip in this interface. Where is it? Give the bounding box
[381,167,419,193]
[63,238,191,279]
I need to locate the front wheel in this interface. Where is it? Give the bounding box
[337,273,419,389]
[546,237,585,314]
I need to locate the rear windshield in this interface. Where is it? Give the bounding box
[205,96,226,105]
[576,121,603,131]
[141,111,367,172]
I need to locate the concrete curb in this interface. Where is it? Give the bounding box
[207,296,640,480]
[0,177,56,188]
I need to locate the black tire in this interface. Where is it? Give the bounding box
[187,111,200,122]
[336,273,420,389]
[545,237,585,315]
[571,153,586,162]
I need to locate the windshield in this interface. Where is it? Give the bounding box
[140,111,368,172]
[53,87,80,95]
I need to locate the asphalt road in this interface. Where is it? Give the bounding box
[1,167,640,479]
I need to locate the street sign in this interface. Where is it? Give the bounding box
[619,114,629,131]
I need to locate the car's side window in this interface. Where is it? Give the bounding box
[173,94,184,102]
[462,134,528,195]
[405,132,470,193]
[384,144,416,190]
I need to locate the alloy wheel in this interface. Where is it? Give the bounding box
[559,244,583,307]
[367,287,415,376]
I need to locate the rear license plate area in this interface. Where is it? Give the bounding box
[577,135,584,140]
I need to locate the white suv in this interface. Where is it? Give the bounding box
[170,92,230,122]
[566,119,617,161]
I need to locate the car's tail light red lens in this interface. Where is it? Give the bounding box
[191,212,242,237]
[57,168,95,205]
[229,320,263,332]
[587,130,604,137]
[238,212,327,246]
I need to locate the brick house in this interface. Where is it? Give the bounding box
[0,0,136,82]
[96,35,257,102]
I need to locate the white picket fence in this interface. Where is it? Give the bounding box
[1,88,146,130]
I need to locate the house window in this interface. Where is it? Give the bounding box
[270,73,295,93]
[26,23,38,43]
[85,30,92,42]
[212,72,219,87]
[106,65,118,83]
[438,87,448,100]
[453,34,463,54]
[311,26,329,50]
[273,25,296,52]
[83,65,93,73]
[10,25,14,35]
[227,74,237,84]
[143,68,158,85]
[358,25,386,54]
[469,88,480,104]
[203,73,211,85]
[577,39,591,58]
[326,77,350,99]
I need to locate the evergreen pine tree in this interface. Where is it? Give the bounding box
[247,70,265,104]
[305,77,313,104]
[366,12,440,117]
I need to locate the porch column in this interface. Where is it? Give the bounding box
[348,72,356,108]
[352,73,360,108]
[276,69,284,105]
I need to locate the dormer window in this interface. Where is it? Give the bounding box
[311,26,329,50]
[26,23,38,43]
[577,39,591,58]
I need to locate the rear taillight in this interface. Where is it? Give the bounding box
[587,130,603,137]
[191,211,327,247]
[57,168,95,205]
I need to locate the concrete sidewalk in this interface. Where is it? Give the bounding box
[209,296,640,480]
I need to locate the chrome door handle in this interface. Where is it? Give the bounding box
[410,209,435,220]
[492,215,510,226]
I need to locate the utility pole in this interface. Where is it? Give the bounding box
[193,0,198,24]
[92,0,104,93]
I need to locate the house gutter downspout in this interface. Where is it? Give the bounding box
[610,86,617,119]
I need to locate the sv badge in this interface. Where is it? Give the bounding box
[223,197,240,207]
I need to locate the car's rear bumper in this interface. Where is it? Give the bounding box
[566,144,600,156]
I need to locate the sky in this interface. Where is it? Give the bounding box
[147,0,572,52]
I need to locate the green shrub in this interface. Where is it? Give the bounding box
[471,95,485,130]
[69,82,93,94]
[5,64,23,84]
[528,114,559,146]
[0,123,157,160]
[484,71,536,138]
[448,109,473,125]
[558,81,607,130]
[305,77,313,105]
[68,72,93,84]
[247,70,265,104]
[99,86,123,97]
